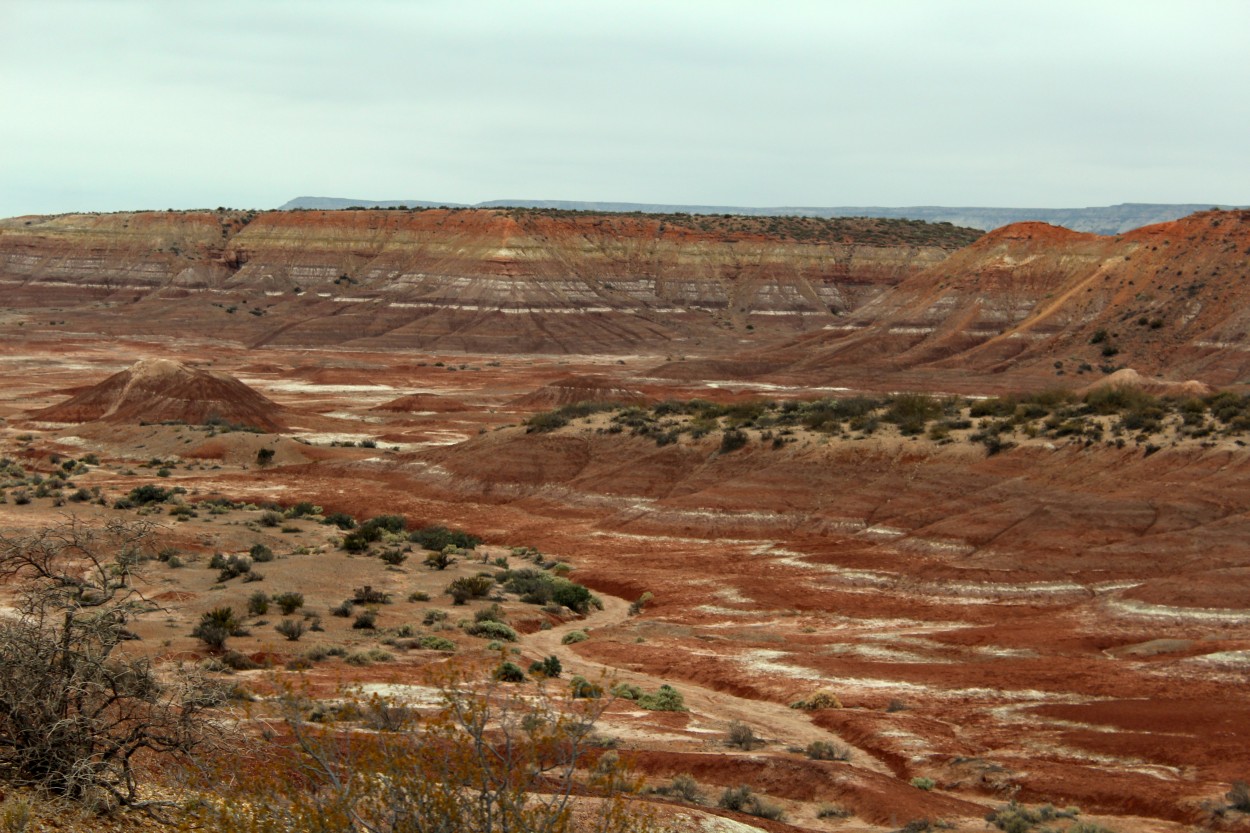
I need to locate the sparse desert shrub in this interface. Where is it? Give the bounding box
[247,591,270,616]
[910,776,935,791]
[410,525,481,551]
[465,621,517,642]
[805,740,851,761]
[275,619,306,642]
[656,773,702,804]
[627,591,653,616]
[408,590,430,602]
[216,554,253,582]
[790,690,842,710]
[446,575,493,605]
[379,548,408,566]
[424,547,456,570]
[193,607,244,651]
[528,656,562,678]
[361,514,406,537]
[719,428,748,453]
[330,600,354,617]
[187,664,647,833]
[1229,781,1250,812]
[817,803,852,819]
[322,512,356,530]
[417,635,456,652]
[273,592,305,615]
[259,510,282,527]
[353,609,378,630]
[569,675,602,698]
[718,785,784,821]
[494,662,526,683]
[726,720,761,750]
[422,610,449,626]
[249,543,275,562]
[562,630,588,645]
[352,585,391,605]
[637,684,686,712]
[985,800,1082,832]
[130,483,176,505]
[610,682,643,700]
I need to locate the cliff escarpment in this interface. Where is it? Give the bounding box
[0,208,976,353]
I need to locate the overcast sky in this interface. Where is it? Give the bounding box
[1,1,1247,217]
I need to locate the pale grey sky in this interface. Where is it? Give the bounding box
[2,0,1247,217]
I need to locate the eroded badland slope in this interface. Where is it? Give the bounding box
[4,208,1250,832]
[660,209,1250,390]
[0,208,976,354]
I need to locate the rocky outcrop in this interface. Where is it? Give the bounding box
[0,209,976,353]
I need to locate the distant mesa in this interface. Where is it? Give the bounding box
[279,196,1249,235]
[30,358,287,431]
[510,375,648,409]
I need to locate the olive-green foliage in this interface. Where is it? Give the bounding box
[637,684,686,712]
[805,740,851,761]
[985,801,1083,833]
[717,785,784,821]
[246,591,269,616]
[127,484,171,505]
[883,393,947,435]
[446,575,494,605]
[417,635,456,652]
[529,656,562,678]
[502,569,596,613]
[409,525,481,551]
[273,592,305,615]
[524,401,620,433]
[193,607,243,651]
[494,661,526,682]
[322,512,356,530]
[465,621,518,642]
[569,675,602,698]
[561,630,588,645]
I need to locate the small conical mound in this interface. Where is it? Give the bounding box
[31,358,286,431]
[509,375,648,409]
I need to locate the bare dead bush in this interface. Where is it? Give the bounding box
[189,664,654,833]
[0,517,225,807]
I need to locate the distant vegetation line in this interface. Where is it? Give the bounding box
[280,196,1250,235]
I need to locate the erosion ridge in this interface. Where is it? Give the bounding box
[0,208,977,354]
[659,209,1250,388]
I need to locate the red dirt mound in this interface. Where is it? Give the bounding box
[30,358,287,431]
[373,393,471,413]
[509,375,648,409]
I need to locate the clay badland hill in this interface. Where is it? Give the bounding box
[659,209,1250,389]
[29,357,287,431]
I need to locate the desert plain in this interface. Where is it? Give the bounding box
[3,207,1250,832]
